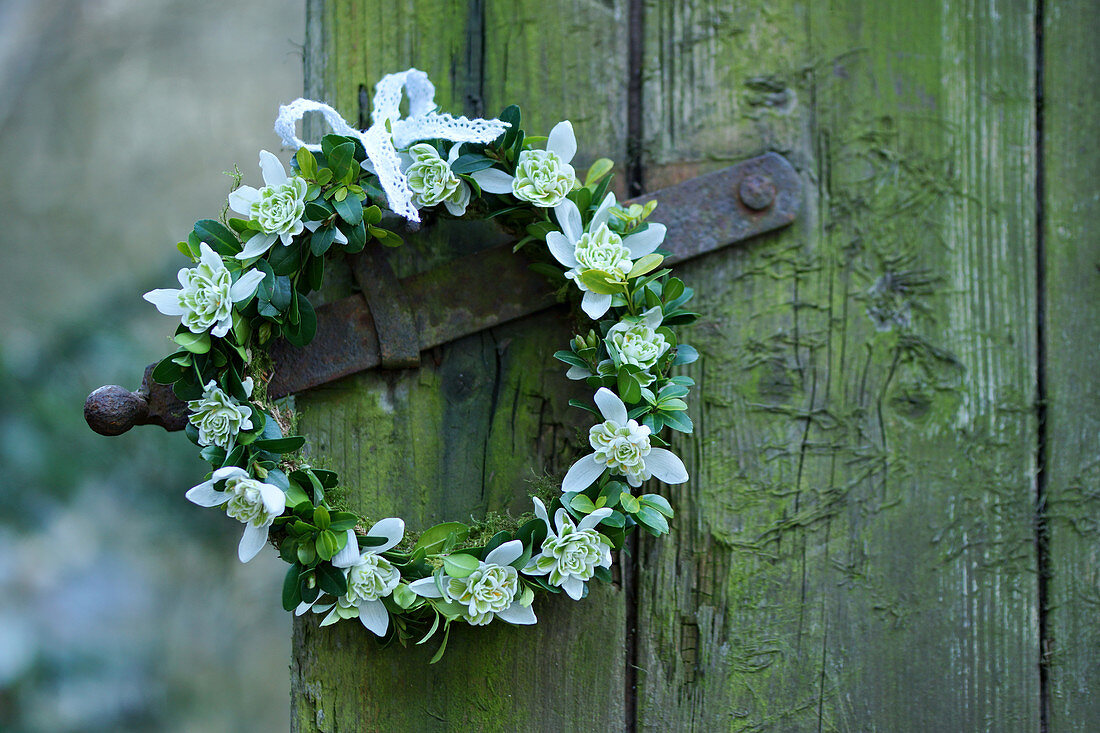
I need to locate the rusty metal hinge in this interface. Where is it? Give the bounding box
[84,152,802,436]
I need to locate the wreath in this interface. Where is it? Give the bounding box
[133,69,698,661]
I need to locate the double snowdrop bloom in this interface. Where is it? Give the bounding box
[408,540,537,626]
[563,388,689,490]
[143,242,266,338]
[187,377,255,449]
[404,143,471,215]
[546,193,668,319]
[523,498,612,600]
[228,150,311,260]
[186,467,286,562]
[471,120,578,207]
[299,520,405,636]
[608,306,670,373]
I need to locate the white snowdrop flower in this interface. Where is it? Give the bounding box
[407,540,537,627]
[404,143,472,215]
[143,242,265,338]
[470,120,578,207]
[545,193,667,319]
[187,377,255,449]
[523,497,612,600]
[185,467,286,562]
[228,150,309,259]
[562,388,688,490]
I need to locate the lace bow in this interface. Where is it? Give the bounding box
[273,68,509,222]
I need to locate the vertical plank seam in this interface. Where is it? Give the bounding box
[1033,1,1051,730]
[624,0,645,729]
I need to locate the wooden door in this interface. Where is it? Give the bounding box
[290,1,1098,730]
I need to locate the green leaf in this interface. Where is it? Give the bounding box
[672,344,699,365]
[315,529,340,561]
[442,553,481,578]
[635,506,670,534]
[282,294,317,347]
[328,512,358,532]
[570,493,597,514]
[304,200,333,222]
[268,240,303,275]
[315,563,347,597]
[194,219,242,256]
[173,331,211,354]
[152,351,190,384]
[663,277,685,303]
[296,543,317,566]
[620,492,641,514]
[579,269,623,295]
[429,622,452,664]
[327,141,356,184]
[296,147,318,179]
[313,505,331,530]
[392,584,418,610]
[553,350,588,368]
[282,563,304,611]
[660,409,693,433]
[617,370,643,404]
[639,493,675,518]
[252,436,305,453]
[309,225,337,257]
[344,220,367,253]
[414,522,470,553]
[584,158,614,186]
[333,192,363,225]
[628,253,664,279]
[451,153,495,174]
[568,398,601,416]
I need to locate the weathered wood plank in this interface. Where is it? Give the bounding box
[1042,1,1100,729]
[636,1,1041,730]
[291,1,630,730]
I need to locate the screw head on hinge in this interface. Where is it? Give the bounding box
[738,174,776,211]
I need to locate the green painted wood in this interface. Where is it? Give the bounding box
[290,1,631,730]
[1042,1,1100,729]
[635,1,1041,730]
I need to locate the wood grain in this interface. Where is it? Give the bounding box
[635,1,1041,730]
[1042,1,1100,729]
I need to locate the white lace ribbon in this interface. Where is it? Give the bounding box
[273,68,510,222]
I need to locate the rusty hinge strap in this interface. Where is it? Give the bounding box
[85,152,801,435]
[349,247,421,369]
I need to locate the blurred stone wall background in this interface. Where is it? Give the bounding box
[0,0,304,729]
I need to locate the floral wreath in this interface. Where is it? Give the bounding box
[136,69,697,661]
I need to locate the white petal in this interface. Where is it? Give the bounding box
[332,529,361,568]
[546,120,577,163]
[197,242,222,270]
[577,507,613,531]
[561,576,585,600]
[447,143,463,164]
[554,198,582,243]
[553,508,572,536]
[522,555,550,575]
[259,482,286,515]
[496,601,537,625]
[259,150,288,187]
[185,480,224,508]
[235,232,277,260]
[241,377,254,398]
[485,539,523,567]
[319,606,341,626]
[546,231,579,268]
[294,601,314,617]
[646,448,689,484]
[580,291,612,319]
[594,387,627,424]
[566,365,591,380]
[303,219,322,232]
[228,186,260,216]
[238,523,269,562]
[366,517,405,554]
[443,198,466,216]
[561,453,605,493]
[591,192,617,231]
[229,269,266,302]
[623,223,667,259]
[211,316,231,339]
[212,466,248,482]
[408,577,443,598]
[358,599,390,637]
[332,227,348,245]
[470,168,515,194]
[531,497,552,533]
[640,305,664,329]
[142,289,185,316]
